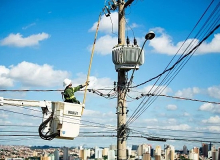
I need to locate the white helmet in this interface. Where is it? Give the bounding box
[63,78,72,88]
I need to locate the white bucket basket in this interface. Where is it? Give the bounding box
[47,102,83,140]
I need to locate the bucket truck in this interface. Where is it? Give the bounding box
[0,97,84,140]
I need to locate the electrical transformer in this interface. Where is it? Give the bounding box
[112,44,144,71]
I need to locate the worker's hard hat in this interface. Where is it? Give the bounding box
[63,78,72,88]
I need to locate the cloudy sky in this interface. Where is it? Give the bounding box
[0,0,220,150]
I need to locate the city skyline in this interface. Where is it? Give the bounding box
[1,143,220,160]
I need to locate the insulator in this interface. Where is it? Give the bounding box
[126,36,130,45]
[134,38,137,45]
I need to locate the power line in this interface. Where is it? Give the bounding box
[129,26,220,89]
[0,88,114,92]
[132,93,220,105]
[131,126,220,135]
[128,135,220,144]
[126,0,220,126]
[0,108,116,130]
[0,124,39,127]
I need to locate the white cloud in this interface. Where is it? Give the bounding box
[126,23,139,31]
[84,109,115,118]
[207,85,220,99]
[71,73,114,94]
[1,61,70,87]
[0,111,8,119]
[89,35,117,55]
[0,66,13,88]
[199,103,220,113]
[183,112,190,116]
[207,126,220,132]
[89,12,118,34]
[0,32,50,47]
[202,115,220,124]
[22,23,36,30]
[141,85,172,95]
[166,104,177,111]
[148,27,220,55]
[167,118,177,124]
[165,124,191,130]
[82,109,116,129]
[197,34,220,54]
[175,87,200,98]
[144,118,158,123]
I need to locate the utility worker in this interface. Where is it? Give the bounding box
[63,78,89,104]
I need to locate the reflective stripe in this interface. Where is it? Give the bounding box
[66,96,74,100]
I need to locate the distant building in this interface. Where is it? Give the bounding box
[165,145,174,160]
[208,151,212,158]
[193,147,199,160]
[209,142,213,151]
[189,149,199,160]
[212,146,216,151]
[127,146,132,158]
[202,143,208,157]
[109,145,117,150]
[102,148,109,157]
[54,149,59,160]
[155,155,161,160]
[132,145,139,151]
[63,147,69,160]
[212,150,218,160]
[108,150,116,160]
[81,149,90,160]
[218,147,220,160]
[151,148,154,157]
[155,145,162,156]
[183,145,187,155]
[137,144,151,156]
[33,151,38,157]
[143,153,150,160]
[95,147,103,159]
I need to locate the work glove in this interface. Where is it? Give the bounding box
[83,81,89,87]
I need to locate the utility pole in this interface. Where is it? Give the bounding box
[113,0,152,159]
[117,0,132,159]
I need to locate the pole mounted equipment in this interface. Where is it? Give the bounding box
[145,31,155,40]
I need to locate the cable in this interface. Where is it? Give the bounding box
[0,108,116,130]
[143,127,220,135]
[0,124,39,127]
[109,14,118,36]
[0,131,37,133]
[128,135,220,144]
[129,23,220,89]
[0,88,114,92]
[131,93,220,105]
[38,112,59,140]
[126,1,220,126]
[159,94,220,104]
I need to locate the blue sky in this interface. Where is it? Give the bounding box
[0,0,220,150]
